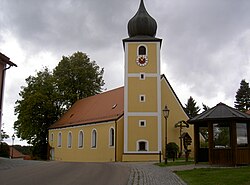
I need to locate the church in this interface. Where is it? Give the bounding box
[48,0,194,162]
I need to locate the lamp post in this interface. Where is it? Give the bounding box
[163,105,170,164]
[11,134,15,159]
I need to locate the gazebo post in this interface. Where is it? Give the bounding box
[194,124,199,164]
[231,122,237,166]
[208,122,213,165]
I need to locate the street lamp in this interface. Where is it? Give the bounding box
[11,134,15,159]
[163,105,170,164]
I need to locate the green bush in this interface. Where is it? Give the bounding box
[167,142,179,161]
[0,142,10,158]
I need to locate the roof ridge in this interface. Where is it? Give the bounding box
[82,86,124,99]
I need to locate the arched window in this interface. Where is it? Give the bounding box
[78,131,84,148]
[58,132,62,147]
[109,128,115,147]
[138,45,146,55]
[51,133,54,141]
[91,129,97,148]
[67,132,72,148]
[137,140,148,151]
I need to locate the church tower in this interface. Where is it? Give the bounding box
[123,0,162,161]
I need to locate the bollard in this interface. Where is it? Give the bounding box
[159,151,161,163]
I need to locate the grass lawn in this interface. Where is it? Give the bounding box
[156,157,195,167]
[175,166,250,185]
[157,160,194,167]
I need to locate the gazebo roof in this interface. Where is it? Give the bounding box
[188,102,250,124]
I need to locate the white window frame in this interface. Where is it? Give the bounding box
[58,132,62,148]
[139,94,146,102]
[139,120,146,127]
[137,44,148,56]
[91,129,97,149]
[137,140,149,151]
[109,127,115,147]
[67,131,72,149]
[78,130,84,149]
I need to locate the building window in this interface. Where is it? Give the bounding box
[139,120,146,127]
[109,128,115,147]
[51,133,54,142]
[137,140,148,151]
[58,132,62,147]
[140,73,145,80]
[91,129,97,148]
[236,123,248,147]
[139,95,146,102]
[67,132,72,148]
[213,123,230,148]
[138,45,147,55]
[78,131,84,148]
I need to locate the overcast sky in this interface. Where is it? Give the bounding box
[1,0,250,145]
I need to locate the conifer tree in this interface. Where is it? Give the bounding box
[184,96,200,118]
[202,103,210,111]
[234,79,250,112]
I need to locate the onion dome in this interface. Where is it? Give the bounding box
[128,0,157,38]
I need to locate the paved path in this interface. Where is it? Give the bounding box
[123,163,186,185]
[0,158,190,185]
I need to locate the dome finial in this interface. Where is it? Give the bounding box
[127,0,157,38]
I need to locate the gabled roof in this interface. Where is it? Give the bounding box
[50,75,188,129]
[0,52,17,67]
[50,87,124,129]
[188,102,250,124]
[161,74,189,118]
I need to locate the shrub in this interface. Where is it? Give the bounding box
[167,142,179,161]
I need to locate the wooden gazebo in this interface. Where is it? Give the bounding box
[188,103,250,166]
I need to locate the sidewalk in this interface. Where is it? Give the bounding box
[120,162,187,185]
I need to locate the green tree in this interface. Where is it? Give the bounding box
[53,52,105,109]
[14,68,61,159]
[234,79,250,112]
[0,129,9,141]
[184,96,200,118]
[14,52,105,159]
[202,103,210,111]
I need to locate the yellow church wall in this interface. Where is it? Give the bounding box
[49,121,116,162]
[127,43,157,73]
[161,78,194,157]
[116,116,124,162]
[128,77,157,112]
[122,154,159,162]
[127,116,158,151]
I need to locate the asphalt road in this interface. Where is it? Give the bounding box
[0,160,130,185]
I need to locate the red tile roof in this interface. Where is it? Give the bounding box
[246,110,250,115]
[50,87,124,129]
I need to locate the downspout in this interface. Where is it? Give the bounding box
[115,120,117,162]
[0,65,12,141]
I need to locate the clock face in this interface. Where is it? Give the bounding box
[136,55,148,67]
